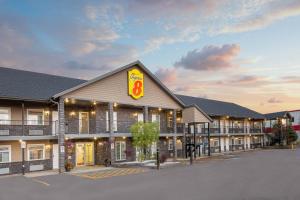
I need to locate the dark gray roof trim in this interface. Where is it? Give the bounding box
[264,111,291,120]
[177,94,265,119]
[0,67,85,101]
[53,60,185,108]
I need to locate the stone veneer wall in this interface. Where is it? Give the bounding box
[0,159,52,175]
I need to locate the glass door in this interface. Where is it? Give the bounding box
[76,143,85,166]
[79,112,89,134]
[85,143,94,165]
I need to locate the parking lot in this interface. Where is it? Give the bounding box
[1,149,300,200]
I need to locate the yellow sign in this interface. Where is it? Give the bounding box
[128,69,144,99]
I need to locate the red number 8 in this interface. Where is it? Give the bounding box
[133,80,142,96]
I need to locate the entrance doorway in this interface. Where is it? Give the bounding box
[79,112,89,134]
[76,143,94,166]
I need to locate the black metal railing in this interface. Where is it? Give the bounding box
[0,120,58,136]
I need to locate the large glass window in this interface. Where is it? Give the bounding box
[106,111,117,132]
[27,109,44,125]
[115,141,126,161]
[152,114,160,130]
[0,145,11,163]
[27,144,45,161]
[0,108,11,125]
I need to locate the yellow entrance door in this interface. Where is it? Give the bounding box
[76,144,85,166]
[85,143,94,165]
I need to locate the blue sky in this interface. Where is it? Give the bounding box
[0,0,300,113]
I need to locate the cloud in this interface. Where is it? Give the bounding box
[155,68,177,84]
[174,44,240,71]
[281,76,300,83]
[268,97,283,104]
[222,0,300,33]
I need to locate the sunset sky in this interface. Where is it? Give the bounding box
[1,0,300,113]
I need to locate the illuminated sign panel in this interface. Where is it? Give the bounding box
[128,68,144,99]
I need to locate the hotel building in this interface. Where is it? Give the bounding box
[0,61,265,175]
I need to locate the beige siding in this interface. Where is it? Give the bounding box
[182,107,210,123]
[63,66,182,109]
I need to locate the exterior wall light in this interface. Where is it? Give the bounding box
[91,111,96,115]
[170,111,173,115]
[94,137,97,140]
[65,98,69,103]
[70,111,76,116]
[93,101,97,105]
[113,102,118,107]
[122,136,126,139]
[158,107,162,111]
[44,111,50,116]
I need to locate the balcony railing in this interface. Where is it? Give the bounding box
[65,119,179,135]
[0,120,58,136]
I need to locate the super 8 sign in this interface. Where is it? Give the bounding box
[128,69,144,99]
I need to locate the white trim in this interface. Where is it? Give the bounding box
[0,145,11,163]
[115,141,126,161]
[27,144,45,161]
[27,108,44,125]
[79,112,89,134]
[0,107,11,125]
[75,142,94,166]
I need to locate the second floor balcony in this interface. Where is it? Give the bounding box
[0,120,58,137]
[65,118,180,135]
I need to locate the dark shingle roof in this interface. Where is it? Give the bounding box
[0,67,86,101]
[264,111,290,120]
[176,94,265,119]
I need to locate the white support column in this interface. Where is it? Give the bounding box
[58,98,65,173]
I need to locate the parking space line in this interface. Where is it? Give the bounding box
[29,178,50,186]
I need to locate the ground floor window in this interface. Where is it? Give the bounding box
[27,144,45,161]
[0,145,11,163]
[115,141,126,161]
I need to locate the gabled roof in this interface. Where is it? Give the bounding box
[264,111,291,120]
[184,104,213,122]
[176,94,265,119]
[53,60,185,107]
[0,67,86,101]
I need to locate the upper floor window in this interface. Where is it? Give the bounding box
[0,107,11,125]
[27,109,44,125]
[233,121,243,128]
[137,113,144,122]
[212,120,219,128]
[152,114,160,130]
[106,111,117,132]
[167,115,173,128]
[0,145,11,163]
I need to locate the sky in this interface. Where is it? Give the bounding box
[0,0,300,113]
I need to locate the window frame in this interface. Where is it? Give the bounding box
[115,141,126,161]
[27,109,44,125]
[0,145,11,163]
[0,107,11,125]
[27,144,45,161]
[106,111,118,132]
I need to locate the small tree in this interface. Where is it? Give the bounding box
[287,125,298,144]
[130,122,159,161]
